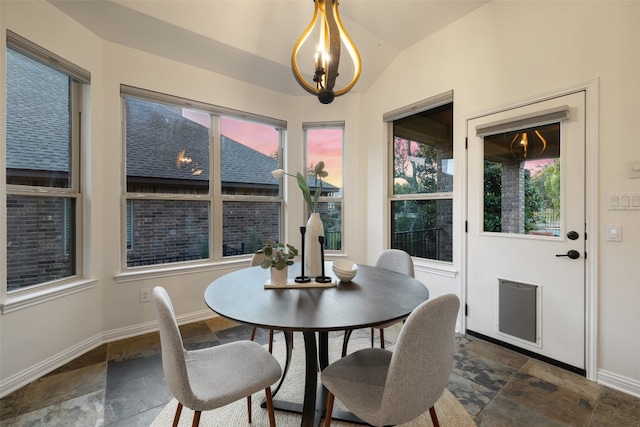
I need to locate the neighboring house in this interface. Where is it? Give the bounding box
[6,80,339,280]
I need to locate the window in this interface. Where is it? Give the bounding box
[122,87,285,268]
[304,122,344,251]
[386,93,453,262]
[5,32,89,291]
[483,123,561,236]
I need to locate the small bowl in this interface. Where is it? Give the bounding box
[332,260,357,282]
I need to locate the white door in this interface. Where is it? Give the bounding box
[466,91,586,371]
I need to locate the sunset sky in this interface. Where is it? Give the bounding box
[183,109,343,187]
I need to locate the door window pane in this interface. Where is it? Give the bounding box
[483,123,561,236]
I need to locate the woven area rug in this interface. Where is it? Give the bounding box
[151,334,475,427]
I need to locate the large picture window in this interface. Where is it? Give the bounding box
[387,95,453,262]
[304,123,344,251]
[122,87,285,268]
[5,33,88,291]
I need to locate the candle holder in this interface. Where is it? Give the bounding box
[295,226,311,283]
[315,235,332,283]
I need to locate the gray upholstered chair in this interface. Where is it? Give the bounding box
[371,249,415,348]
[152,286,282,427]
[322,294,460,427]
[341,249,415,356]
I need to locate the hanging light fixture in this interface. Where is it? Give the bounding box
[509,129,548,161]
[291,0,361,104]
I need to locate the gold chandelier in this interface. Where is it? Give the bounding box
[291,0,361,104]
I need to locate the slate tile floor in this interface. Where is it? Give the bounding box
[2,317,639,426]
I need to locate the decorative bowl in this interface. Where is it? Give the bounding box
[332,260,357,282]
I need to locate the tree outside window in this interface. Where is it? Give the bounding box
[390,102,453,262]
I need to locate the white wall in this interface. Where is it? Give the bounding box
[1,0,639,399]
[362,0,640,394]
[0,0,365,396]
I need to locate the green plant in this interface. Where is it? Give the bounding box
[271,162,328,213]
[256,240,299,270]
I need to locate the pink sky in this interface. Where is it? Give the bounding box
[183,110,343,188]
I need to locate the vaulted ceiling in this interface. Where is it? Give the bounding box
[50,0,488,96]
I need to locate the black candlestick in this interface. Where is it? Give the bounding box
[295,226,311,283]
[315,235,332,283]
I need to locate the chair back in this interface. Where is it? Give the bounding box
[152,286,193,406]
[374,249,414,278]
[380,294,460,424]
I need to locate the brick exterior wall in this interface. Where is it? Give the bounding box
[6,195,74,290]
[501,161,525,234]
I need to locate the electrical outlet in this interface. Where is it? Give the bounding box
[140,288,150,303]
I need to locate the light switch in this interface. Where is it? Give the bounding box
[621,195,630,207]
[610,194,619,209]
[629,161,640,179]
[607,224,622,242]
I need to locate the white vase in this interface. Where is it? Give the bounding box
[270,266,288,285]
[304,212,324,278]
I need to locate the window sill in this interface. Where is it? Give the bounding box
[114,259,250,284]
[1,279,97,314]
[414,260,458,278]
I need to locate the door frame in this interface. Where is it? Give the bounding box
[461,79,599,380]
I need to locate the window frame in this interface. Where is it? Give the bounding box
[4,32,88,296]
[303,121,345,253]
[385,91,454,263]
[120,86,287,272]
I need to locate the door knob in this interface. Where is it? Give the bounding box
[556,250,580,259]
[567,231,579,240]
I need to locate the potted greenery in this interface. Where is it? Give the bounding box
[257,240,299,284]
[271,162,328,277]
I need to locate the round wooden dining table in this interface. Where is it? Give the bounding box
[204,262,429,427]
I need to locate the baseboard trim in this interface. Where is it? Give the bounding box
[0,333,102,398]
[597,369,640,399]
[467,330,586,376]
[0,309,217,398]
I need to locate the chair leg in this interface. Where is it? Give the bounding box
[429,406,440,427]
[172,402,183,427]
[380,328,385,349]
[250,327,257,341]
[324,392,335,427]
[192,410,201,427]
[265,387,277,427]
[268,329,274,353]
[370,327,375,347]
[341,329,353,357]
[247,395,252,423]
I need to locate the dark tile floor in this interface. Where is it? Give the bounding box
[1,317,639,426]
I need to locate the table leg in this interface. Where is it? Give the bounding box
[302,331,319,427]
[271,330,293,398]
